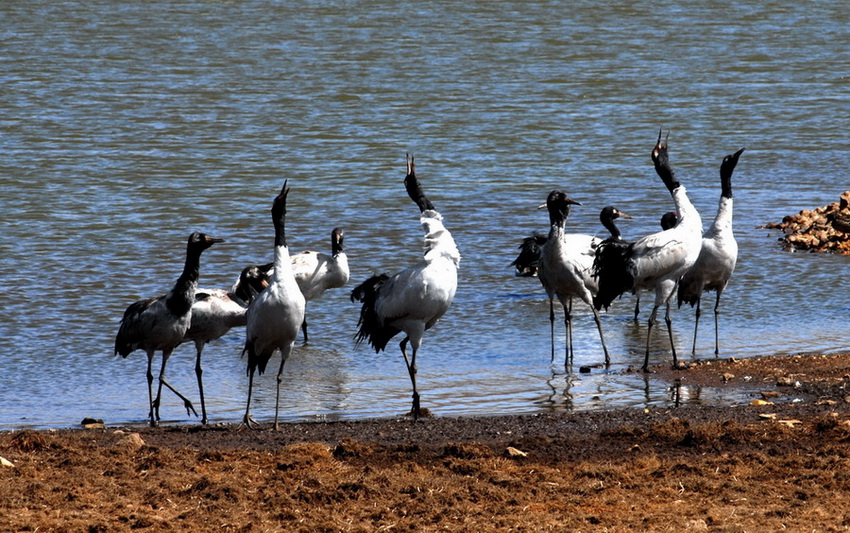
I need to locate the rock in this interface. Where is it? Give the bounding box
[0,456,14,468]
[766,191,850,255]
[115,433,145,450]
[721,373,735,383]
[81,417,105,429]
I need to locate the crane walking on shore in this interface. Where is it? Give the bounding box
[242,181,306,430]
[351,154,460,420]
[114,232,223,427]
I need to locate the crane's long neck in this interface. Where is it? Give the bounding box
[671,185,703,234]
[166,244,203,316]
[709,196,734,235]
[421,210,460,268]
[712,159,735,233]
[602,218,621,241]
[272,213,294,281]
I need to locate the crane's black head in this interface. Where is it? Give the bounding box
[719,148,745,199]
[331,227,345,255]
[599,206,633,225]
[651,128,681,193]
[232,264,270,303]
[271,180,290,221]
[599,206,632,241]
[271,180,291,247]
[544,190,581,226]
[403,153,436,212]
[187,232,224,252]
[660,211,678,230]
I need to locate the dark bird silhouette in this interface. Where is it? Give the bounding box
[593,130,703,371]
[537,191,610,367]
[114,232,223,427]
[242,181,306,430]
[678,147,745,355]
[351,154,460,420]
[510,232,547,277]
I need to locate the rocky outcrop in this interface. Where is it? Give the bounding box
[764,191,850,254]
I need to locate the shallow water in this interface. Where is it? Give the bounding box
[1,0,849,429]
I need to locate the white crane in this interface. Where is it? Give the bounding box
[678,147,745,355]
[291,227,350,343]
[114,232,223,427]
[537,191,610,367]
[629,211,679,322]
[230,228,349,344]
[350,154,460,420]
[594,130,703,371]
[242,181,306,430]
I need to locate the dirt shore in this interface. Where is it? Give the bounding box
[3,352,850,532]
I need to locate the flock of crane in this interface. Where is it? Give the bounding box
[114,130,744,429]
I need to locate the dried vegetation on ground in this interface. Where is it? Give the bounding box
[3,353,850,531]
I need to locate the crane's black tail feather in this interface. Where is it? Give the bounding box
[592,240,635,311]
[510,232,547,277]
[351,274,400,353]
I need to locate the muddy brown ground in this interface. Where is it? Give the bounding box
[3,352,850,532]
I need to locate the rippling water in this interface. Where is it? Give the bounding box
[1,0,849,429]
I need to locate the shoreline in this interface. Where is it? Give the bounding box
[3,351,850,531]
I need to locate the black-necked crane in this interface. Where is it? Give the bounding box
[114,232,223,427]
[678,147,745,355]
[242,181,306,430]
[167,265,269,425]
[291,227,350,343]
[350,154,460,420]
[537,191,610,367]
[631,210,679,322]
[593,130,703,371]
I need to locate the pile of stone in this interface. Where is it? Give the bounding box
[763,190,850,254]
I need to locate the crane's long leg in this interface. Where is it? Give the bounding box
[194,341,208,425]
[242,368,258,429]
[691,297,702,355]
[145,351,157,427]
[633,293,641,323]
[241,344,259,430]
[301,316,309,344]
[643,305,659,372]
[713,289,723,356]
[665,301,678,368]
[548,297,556,363]
[563,298,574,367]
[591,306,610,366]
[153,349,198,422]
[400,337,421,420]
[273,345,292,431]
